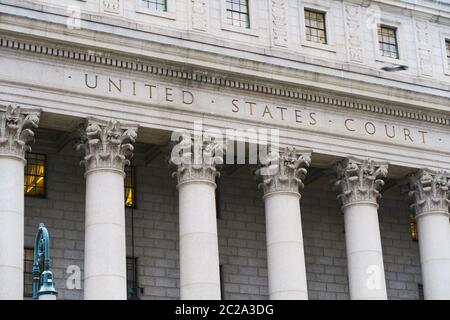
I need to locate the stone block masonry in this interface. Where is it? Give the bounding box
[24,148,421,300]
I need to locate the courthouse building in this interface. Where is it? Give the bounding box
[0,0,450,300]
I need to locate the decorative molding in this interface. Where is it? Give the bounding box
[344,3,363,63]
[407,169,450,217]
[0,104,40,160]
[170,133,225,186]
[255,146,311,196]
[415,19,433,77]
[75,119,138,174]
[1,37,449,126]
[101,0,121,15]
[191,0,207,32]
[271,0,288,47]
[331,157,388,208]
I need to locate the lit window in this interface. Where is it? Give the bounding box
[304,9,327,44]
[446,40,450,70]
[24,153,46,197]
[127,257,139,300]
[141,0,167,11]
[409,210,418,241]
[125,166,136,208]
[378,25,399,59]
[226,0,250,28]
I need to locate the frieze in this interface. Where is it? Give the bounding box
[0,37,449,128]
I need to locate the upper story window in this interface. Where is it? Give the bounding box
[141,0,167,12]
[226,0,250,28]
[125,166,136,208]
[446,39,450,70]
[304,9,327,44]
[378,25,399,59]
[24,153,46,197]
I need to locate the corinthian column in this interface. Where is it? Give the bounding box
[0,105,40,300]
[76,119,137,300]
[255,147,310,300]
[170,133,224,299]
[332,157,388,300]
[407,170,450,300]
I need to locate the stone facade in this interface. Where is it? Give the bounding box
[23,142,422,300]
[0,0,448,300]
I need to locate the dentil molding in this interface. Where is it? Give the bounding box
[1,37,449,127]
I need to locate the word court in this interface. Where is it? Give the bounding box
[82,73,447,149]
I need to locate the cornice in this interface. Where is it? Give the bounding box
[350,0,450,19]
[1,35,450,127]
[1,5,449,94]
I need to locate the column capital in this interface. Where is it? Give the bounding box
[255,146,311,197]
[407,169,450,217]
[75,118,138,175]
[169,133,225,187]
[0,104,40,160]
[331,157,388,208]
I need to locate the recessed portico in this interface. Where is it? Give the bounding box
[0,1,449,299]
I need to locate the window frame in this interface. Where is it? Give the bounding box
[377,25,399,60]
[299,2,336,52]
[409,210,418,242]
[441,35,450,76]
[135,0,176,20]
[372,19,407,66]
[220,0,259,37]
[418,284,424,300]
[219,264,225,300]
[24,152,46,198]
[225,0,250,29]
[125,165,137,209]
[304,9,327,45]
[215,176,222,219]
[126,256,140,300]
[24,247,35,298]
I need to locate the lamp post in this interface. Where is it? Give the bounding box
[32,223,57,300]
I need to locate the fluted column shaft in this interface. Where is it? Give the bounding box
[170,134,224,299]
[408,170,450,300]
[256,147,310,300]
[76,119,137,300]
[332,157,388,300]
[0,105,40,300]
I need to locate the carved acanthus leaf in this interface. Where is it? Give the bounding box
[407,170,450,216]
[255,146,311,195]
[170,132,225,185]
[331,158,388,207]
[0,104,40,159]
[75,119,137,173]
